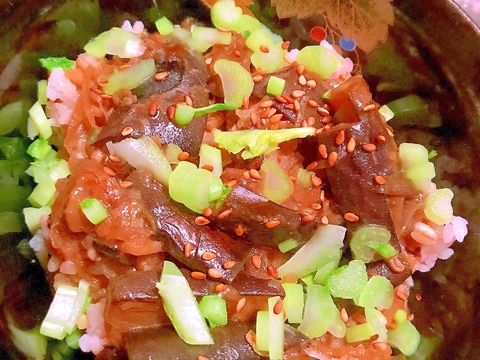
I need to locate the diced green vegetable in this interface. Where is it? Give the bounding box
[398,142,429,169]
[378,104,395,121]
[326,260,368,301]
[106,136,172,186]
[39,57,75,71]
[168,161,226,213]
[198,294,227,328]
[365,307,388,342]
[277,238,298,253]
[312,260,339,285]
[191,26,232,52]
[23,206,51,234]
[357,275,394,309]
[350,225,394,263]
[6,312,47,360]
[345,322,376,343]
[156,261,213,345]
[266,76,285,96]
[174,103,236,126]
[366,241,398,259]
[260,159,294,204]
[199,143,223,177]
[84,27,145,58]
[213,59,254,108]
[28,101,52,140]
[281,283,304,324]
[27,138,52,160]
[40,280,90,340]
[213,127,315,160]
[423,188,454,225]
[296,168,314,188]
[387,309,421,356]
[297,284,346,339]
[255,310,269,352]
[155,16,174,35]
[267,296,284,360]
[296,45,339,79]
[164,143,183,164]
[245,25,279,52]
[102,59,156,95]
[79,198,108,225]
[277,224,345,279]
[28,178,56,207]
[0,100,30,135]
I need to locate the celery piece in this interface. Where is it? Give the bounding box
[277,224,345,279]
[28,101,52,139]
[22,216,42,241]
[296,168,314,188]
[106,136,172,186]
[164,143,182,164]
[345,322,376,343]
[281,283,304,324]
[210,0,243,31]
[172,27,211,54]
[0,212,23,234]
[366,241,398,259]
[168,161,225,213]
[350,225,392,263]
[84,27,145,58]
[65,328,82,349]
[39,57,75,71]
[251,42,288,73]
[405,161,435,182]
[260,159,294,204]
[0,100,30,135]
[378,104,395,122]
[300,272,315,286]
[192,26,232,52]
[365,307,388,342]
[296,45,339,79]
[398,143,429,169]
[155,16,174,35]
[423,188,454,225]
[40,285,79,340]
[278,238,298,253]
[102,59,156,95]
[213,59,254,108]
[64,280,89,334]
[156,261,213,345]
[297,284,346,339]
[79,198,108,225]
[326,260,368,301]
[6,312,47,360]
[357,275,394,309]
[312,260,339,285]
[199,143,223,177]
[213,127,315,160]
[245,25,279,52]
[255,310,270,352]
[198,294,227,327]
[267,296,284,360]
[387,311,421,356]
[28,178,56,207]
[27,138,52,160]
[37,80,48,105]
[266,76,285,96]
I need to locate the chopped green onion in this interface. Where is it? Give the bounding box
[266,76,285,96]
[79,198,108,225]
[39,57,75,71]
[366,241,398,259]
[281,283,304,324]
[326,260,368,301]
[378,104,395,121]
[155,16,174,35]
[156,261,213,345]
[174,103,235,126]
[27,138,52,160]
[102,59,156,95]
[423,188,454,225]
[277,224,345,279]
[198,294,227,328]
[213,127,316,160]
[28,178,56,207]
[213,59,254,108]
[260,159,294,204]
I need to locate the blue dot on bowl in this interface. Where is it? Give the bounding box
[339,37,356,51]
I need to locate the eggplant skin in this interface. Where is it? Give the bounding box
[125,322,261,360]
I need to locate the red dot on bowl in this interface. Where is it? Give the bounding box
[310,26,327,42]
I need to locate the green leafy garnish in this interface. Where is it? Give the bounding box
[39,57,76,71]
